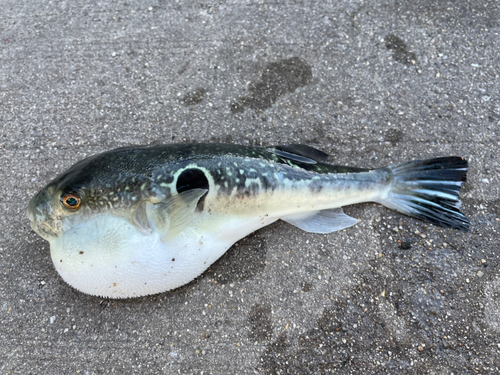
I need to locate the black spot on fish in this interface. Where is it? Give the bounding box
[248,181,260,196]
[308,179,323,194]
[237,180,260,198]
[231,57,312,113]
[176,169,209,193]
[165,174,174,184]
[176,168,209,210]
[385,34,417,65]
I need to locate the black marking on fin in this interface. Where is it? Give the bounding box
[382,157,469,231]
[275,144,330,163]
[270,148,317,164]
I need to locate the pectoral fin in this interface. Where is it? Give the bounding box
[281,208,359,233]
[133,200,153,234]
[145,188,208,241]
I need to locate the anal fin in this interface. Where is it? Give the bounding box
[281,208,359,233]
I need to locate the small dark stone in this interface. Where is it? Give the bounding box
[301,282,312,292]
[400,240,413,250]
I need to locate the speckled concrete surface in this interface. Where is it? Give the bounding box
[1,0,500,373]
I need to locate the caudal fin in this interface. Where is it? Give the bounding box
[379,157,469,231]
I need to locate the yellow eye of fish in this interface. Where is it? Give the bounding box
[61,193,81,210]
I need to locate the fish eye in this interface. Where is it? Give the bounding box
[61,192,81,210]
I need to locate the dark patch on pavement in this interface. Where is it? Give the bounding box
[177,61,190,75]
[230,57,312,113]
[261,307,351,373]
[261,246,495,373]
[301,281,312,292]
[489,198,500,216]
[384,34,417,65]
[384,128,404,144]
[205,232,267,284]
[182,88,206,105]
[249,303,273,341]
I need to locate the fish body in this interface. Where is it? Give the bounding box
[27,143,468,298]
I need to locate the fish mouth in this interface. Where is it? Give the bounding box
[28,213,61,241]
[27,193,61,241]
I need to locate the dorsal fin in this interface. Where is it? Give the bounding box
[272,144,330,164]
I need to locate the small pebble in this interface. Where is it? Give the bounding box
[477,271,484,277]
[400,240,412,250]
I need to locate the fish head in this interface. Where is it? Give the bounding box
[27,150,138,241]
[27,181,84,241]
[26,148,214,298]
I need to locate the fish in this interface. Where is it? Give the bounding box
[27,143,469,298]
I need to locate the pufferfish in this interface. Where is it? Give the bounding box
[27,143,468,298]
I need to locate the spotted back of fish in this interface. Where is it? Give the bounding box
[42,143,368,212]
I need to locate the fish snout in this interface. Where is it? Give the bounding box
[27,189,61,240]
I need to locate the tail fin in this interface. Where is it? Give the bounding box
[379,157,469,231]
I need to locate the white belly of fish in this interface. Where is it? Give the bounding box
[50,212,277,298]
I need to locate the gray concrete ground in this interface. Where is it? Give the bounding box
[1,0,500,373]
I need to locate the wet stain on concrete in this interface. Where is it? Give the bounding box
[489,198,500,216]
[182,87,206,105]
[231,57,312,113]
[249,303,273,341]
[205,232,267,284]
[384,128,404,144]
[384,34,417,65]
[260,230,498,373]
[177,61,190,75]
[261,307,351,373]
